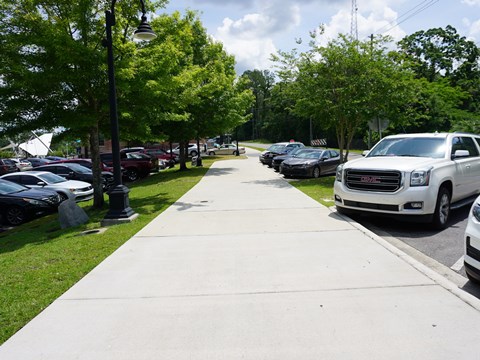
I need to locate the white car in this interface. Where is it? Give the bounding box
[465,195,480,285]
[0,171,93,202]
[207,144,245,156]
[169,144,200,157]
[10,158,33,171]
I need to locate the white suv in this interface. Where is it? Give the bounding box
[334,133,480,229]
[465,195,480,284]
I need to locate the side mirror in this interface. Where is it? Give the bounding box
[362,150,370,157]
[36,181,46,186]
[452,149,469,159]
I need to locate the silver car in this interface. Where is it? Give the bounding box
[0,171,93,202]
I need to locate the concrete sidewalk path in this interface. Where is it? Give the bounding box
[2,148,480,359]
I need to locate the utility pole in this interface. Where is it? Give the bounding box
[350,0,358,41]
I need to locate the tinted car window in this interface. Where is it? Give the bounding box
[37,173,66,184]
[20,174,39,186]
[4,174,20,182]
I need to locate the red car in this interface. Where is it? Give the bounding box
[122,147,177,167]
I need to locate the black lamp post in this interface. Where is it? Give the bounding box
[102,0,156,225]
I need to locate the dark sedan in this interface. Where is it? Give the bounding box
[259,142,305,167]
[33,163,114,191]
[23,158,52,167]
[0,179,61,225]
[280,149,340,178]
[272,147,310,171]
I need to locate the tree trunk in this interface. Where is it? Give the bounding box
[88,125,104,208]
[178,139,187,171]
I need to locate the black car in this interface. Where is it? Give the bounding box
[23,158,52,167]
[0,159,19,175]
[0,179,61,225]
[280,149,341,178]
[272,147,310,172]
[259,142,305,167]
[33,163,114,191]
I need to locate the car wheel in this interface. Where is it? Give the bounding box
[6,206,26,226]
[466,271,480,285]
[312,166,321,178]
[59,192,69,202]
[125,169,139,182]
[208,151,215,156]
[190,150,198,157]
[432,186,451,230]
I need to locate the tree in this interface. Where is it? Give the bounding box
[128,11,253,170]
[240,70,275,140]
[0,0,165,208]
[275,34,410,161]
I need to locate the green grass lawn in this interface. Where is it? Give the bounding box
[0,154,334,345]
[288,176,335,207]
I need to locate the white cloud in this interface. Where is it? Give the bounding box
[216,18,278,72]
[212,2,303,72]
[318,5,406,46]
[462,0,480,5]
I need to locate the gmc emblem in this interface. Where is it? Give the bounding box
[360,176,381,183]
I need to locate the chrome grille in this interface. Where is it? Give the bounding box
[345,169,402,192]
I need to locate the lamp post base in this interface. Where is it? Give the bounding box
[102,184,138,226]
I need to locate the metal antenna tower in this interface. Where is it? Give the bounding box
[350,0,358,40]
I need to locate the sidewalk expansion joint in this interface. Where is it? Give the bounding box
[60,283,437,302]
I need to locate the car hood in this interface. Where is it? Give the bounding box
[273,154,291,161]
[283,158,317,165]
[6,187,58,199]
[48,179,92,189]
[344,156,448,171]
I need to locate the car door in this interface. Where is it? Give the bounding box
[451,136,480,199]
[20,174,43,189]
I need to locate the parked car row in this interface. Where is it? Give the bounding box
[260,142,341,179]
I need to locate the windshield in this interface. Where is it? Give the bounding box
[296,150,323,159]
[0,179,27,194]
[38,172,67,184]
[267,145,286,153]
[368,137,446,159]
[65,163,91,174]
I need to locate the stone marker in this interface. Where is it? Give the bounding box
[58,199,89,229]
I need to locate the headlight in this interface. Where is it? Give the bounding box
[410,168,431,186]
[336,164,344,182]
[23,198,44,206]
[473,202,480,222]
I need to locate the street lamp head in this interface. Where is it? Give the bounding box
[133,15,157,41]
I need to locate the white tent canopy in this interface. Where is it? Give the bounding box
[18,133,53,156]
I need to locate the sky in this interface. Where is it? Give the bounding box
[162,0,480,73]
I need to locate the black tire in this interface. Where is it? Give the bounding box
[432,187,451,230]
[312,166,321,178]
[58,192,69,202]
[125,168,139,182]
[190,150,198,157]
[208,151,215,156]
[6,206,26,226]
[466,272,480,285]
